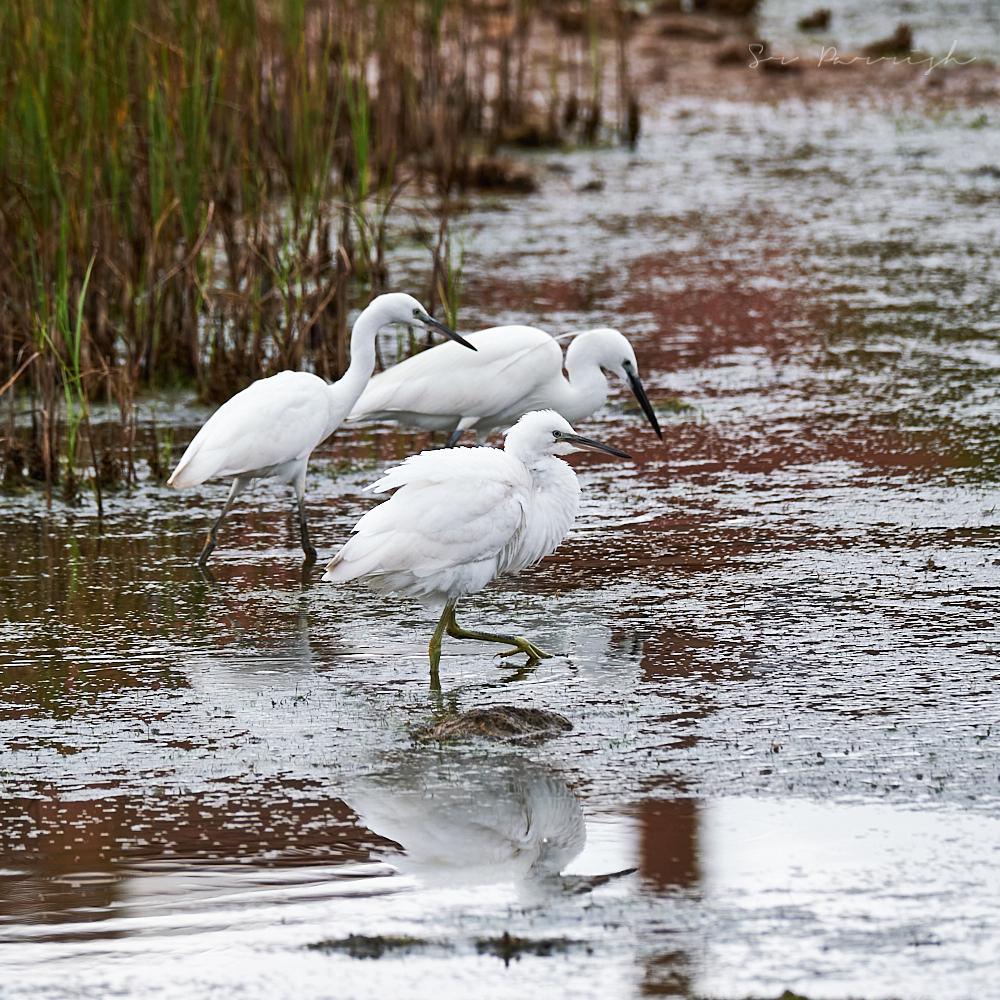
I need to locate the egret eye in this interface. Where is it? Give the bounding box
[412,308,422,319]
[552,430,562,440]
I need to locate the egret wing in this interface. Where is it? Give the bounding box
[169,372,330,486]
[328,449,532,580]
[348,326,563,421]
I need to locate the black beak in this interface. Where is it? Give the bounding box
[623,362,662,440]
[561,433,633,461]
[421,313,477,351]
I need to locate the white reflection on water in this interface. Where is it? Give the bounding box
[346,756,588,891]
[694,797,1000,999]
[3,791,1000,999]
[0,759,641,1000]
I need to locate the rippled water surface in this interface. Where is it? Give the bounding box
[760,0,1000,61]
[2,71,1000,1000]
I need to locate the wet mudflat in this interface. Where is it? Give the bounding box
[3,76,1000,1000]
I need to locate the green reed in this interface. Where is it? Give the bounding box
[0,0,639,497]
[39,250,99,509]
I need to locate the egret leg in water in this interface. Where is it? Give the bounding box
[198,475,250,567]
[292,464,318,563]
[197,470,318,567]
[428,598,553,674]
[297,497,317,563]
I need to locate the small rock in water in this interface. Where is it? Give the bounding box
[862,24,913,58]
[797,8,831,31]
[707,0,760,12]
[308,935,433,959]
[420,706,573,741]
[475,931,579,967]
[465,156,538,193]
[1,440,26,490]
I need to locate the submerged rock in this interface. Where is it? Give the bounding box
[420,706,573,741]
[465,156,538,193]
[693,0,760,14]
[307,935,437,959]
[98,451,123,490]
[862,24,913,58]
[797,8,831,31]
[475,931,581,966]
[1,439,26,490]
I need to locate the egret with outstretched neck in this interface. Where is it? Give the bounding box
[167,293,475,566]
[323,409,632,680]
[346,325,662,446]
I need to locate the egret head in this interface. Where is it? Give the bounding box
[504,409,632,461]
[571,328,662,441]
[368,292,476,350]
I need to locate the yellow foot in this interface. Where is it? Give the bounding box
[197,534,216,567]
[494,638,553,665]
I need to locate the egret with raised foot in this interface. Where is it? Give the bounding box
[323,409,632,682]
[346,325,662,446]
[167,293,475,566]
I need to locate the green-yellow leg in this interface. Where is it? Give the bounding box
[445,602,552,666]
[428,599,455,682]
[428,599,553,679]
[198,477,244,568]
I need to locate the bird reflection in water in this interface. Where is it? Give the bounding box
[345,753,634,900]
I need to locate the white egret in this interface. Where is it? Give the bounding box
[167,293,475,566]
[346,325,662,446]
[323,409,631,677]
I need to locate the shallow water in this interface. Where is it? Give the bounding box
[759,0,1000,62]
[3,82,1000,998]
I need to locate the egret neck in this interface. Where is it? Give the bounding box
[322,298,397,438]
[558,331,616,423]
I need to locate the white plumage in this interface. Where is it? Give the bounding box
[346,324,662,446]
[168,369,334,489]
[323,409,631,676]
[345,755,586,892]
[326,430,575,606]
[166,292,473,566]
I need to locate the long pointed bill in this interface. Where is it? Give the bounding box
[561,433,633,461]
[421,313,477,351]
[624,364,662,440]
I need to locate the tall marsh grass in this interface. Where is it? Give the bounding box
[0,0,641,502]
